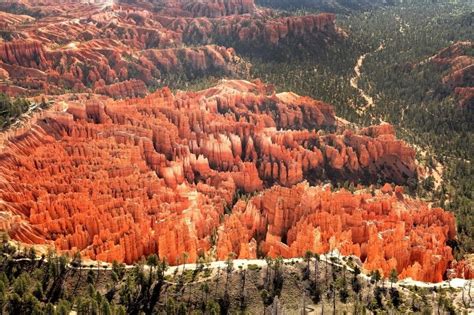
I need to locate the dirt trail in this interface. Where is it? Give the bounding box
[6,247,472,292]
[349,43,384,115]
[411,143,444,189]
[405,136,444,190]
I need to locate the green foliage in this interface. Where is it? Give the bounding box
[389,268,398,285]
[248,1,473,257]
[390,288,402,309]
[111,260,126,281]
[86,269,95,285]
[370,270,382,284]
[342,3,473,256]
[56,300,71,315]
[0,241,465,314]
[0,93,31,129]
[13,273,31,296]
[255,0,412,13]
[206,300,221,315]
[247,263,260,272]
[249,38,364,124]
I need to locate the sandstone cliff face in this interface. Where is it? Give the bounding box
[452,255,474,279]
[156,0,256,18]
[0,80,449,283]
[0,0,340,97]
[117,0,255,17]
[0,11,35,29]
[0,41,247,96]
[95,79,148,99]
[217,182,456,282]
[0,40,48,70]
[138,46,246,78]
[161,12,338,47]
[430,41,473,109]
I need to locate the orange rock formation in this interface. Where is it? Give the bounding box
[0,1,464,283]
[430,41,473,109]
[217,182,456,283]
[0,0,340,97]
[0,79,458,282]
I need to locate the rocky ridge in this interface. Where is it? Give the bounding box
[0,0,341,97]
[0,79,461,282]
[217,182,455,283]
[0,0,470,285]
[430,41,473,109]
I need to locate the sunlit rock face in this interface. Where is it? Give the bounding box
[217,182,456,283]
[429,41,473,109]
[0,79,457,282]
[0,1,464,284]
[0,40,247,97]
[0,0,340,97]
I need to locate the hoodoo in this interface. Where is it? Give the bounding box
[0,5,472,314]
[0,80,456,282]
[0,0,473,313]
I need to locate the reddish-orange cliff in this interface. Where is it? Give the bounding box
[430,41,473,109]
[0,41,248,96]
[0,79,459,282]
[0,11,35,29]
[151,0,257,17]
[0,1,465,284]
[159,12,338,47]
[217,182,456,283]
[0,0,340,97]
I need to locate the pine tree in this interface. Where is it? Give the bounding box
[389,268,398,289]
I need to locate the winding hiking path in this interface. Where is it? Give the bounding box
[349,43,384,115]
[5,247,471,290]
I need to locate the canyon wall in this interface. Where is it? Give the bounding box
[0,0,340,97]
[0,80,458,282]
[430,41,473,109]
[0,1,467,283]
[217,183,455,283]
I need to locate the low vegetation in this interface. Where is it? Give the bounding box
[0,239,469,314]
[246,1,474,258]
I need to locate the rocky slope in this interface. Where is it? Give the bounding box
[126,0,257,17]
[0,11,35,29]
[255,0,400,13]
[0,0,469,285]
[217,182,455,283]
[0,0,341,97]
[430,41,473,109]
[0,79,462,282]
